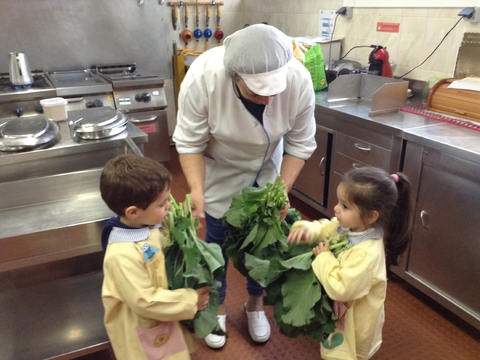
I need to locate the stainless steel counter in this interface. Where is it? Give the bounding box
[315,90,480,164]
[0,120,149,358]
[314,89,480,330]
[0,121,147,271]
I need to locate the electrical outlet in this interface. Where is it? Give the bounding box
[336,6,353,19]
[342,7,353,19]
[465,7,480,23]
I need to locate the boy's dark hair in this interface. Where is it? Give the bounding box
[341,166,413,270]
[100,154,172,216]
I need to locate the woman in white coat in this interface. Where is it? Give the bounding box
[173,23,317,349]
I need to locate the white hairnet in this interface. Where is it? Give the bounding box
[223,24,293,96]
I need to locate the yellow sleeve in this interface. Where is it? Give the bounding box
[290,217,340,245]
[103,244,198,322]
[311,246,374,302]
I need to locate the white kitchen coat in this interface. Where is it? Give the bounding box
[173,46,317,219]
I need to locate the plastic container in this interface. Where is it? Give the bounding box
[40,97,68,121]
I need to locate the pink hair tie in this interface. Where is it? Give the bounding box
[391,173,399,183]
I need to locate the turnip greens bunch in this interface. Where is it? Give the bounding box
[164,194,226,339]
[222,176,344,349]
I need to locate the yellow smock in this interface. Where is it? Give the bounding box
[102,226,199,360]
[291,218,386,360]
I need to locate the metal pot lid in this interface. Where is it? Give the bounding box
[1,116,49,138]
[0,117,60,151]
[68,106,127,132]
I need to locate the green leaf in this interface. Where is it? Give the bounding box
[195,241,225,279]
[243,254,282,287]
[192,290,224,338]
[241,223,259,250]
[281,269,322,327]
[322,333,344,349]
[280,252,313,271]
[329,333,344,348]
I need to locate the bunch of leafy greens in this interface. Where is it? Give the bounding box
[222,176,343,348]
[164,194,225,339]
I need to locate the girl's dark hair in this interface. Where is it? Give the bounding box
[100,154,172,216]
[341,166,413,270]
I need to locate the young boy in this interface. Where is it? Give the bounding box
[100,154,210,360]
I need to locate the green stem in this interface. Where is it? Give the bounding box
[329,240,348,250]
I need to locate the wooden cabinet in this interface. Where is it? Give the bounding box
[402,144,480,330]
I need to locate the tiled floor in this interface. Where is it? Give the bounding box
[81,146,480,360]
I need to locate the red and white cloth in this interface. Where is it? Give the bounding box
[334,301,349,331]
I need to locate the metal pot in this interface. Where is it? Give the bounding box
[0,116,60,152]
[68,107,128,140]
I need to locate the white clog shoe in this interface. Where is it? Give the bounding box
[244,303,271,343]
[204,314,227,349]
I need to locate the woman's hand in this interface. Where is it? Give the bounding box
[312,240,330,256]
[279,194,291,222]
[187,190,205,221]
[287,227,311,245]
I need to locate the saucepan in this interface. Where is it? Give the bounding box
[68,107,128,140]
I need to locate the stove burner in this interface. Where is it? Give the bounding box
[0,72,55,97]
[13,84,32,90]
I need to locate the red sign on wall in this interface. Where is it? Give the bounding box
[376,22,400,33]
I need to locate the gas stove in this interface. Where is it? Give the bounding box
[0,71,56,103]
[0,63,169,162]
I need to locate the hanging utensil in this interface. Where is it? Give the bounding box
[214,2,223,45]
[180,1,193,46]
[170,2,179,30]
[195,0,200,29]
[191,0,202,47]
[182,1,188,28]
[216,1,220,29]
[206,1,211,28]
[203,1,214,49]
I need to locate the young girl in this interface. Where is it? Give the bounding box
[287,166,413,360]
